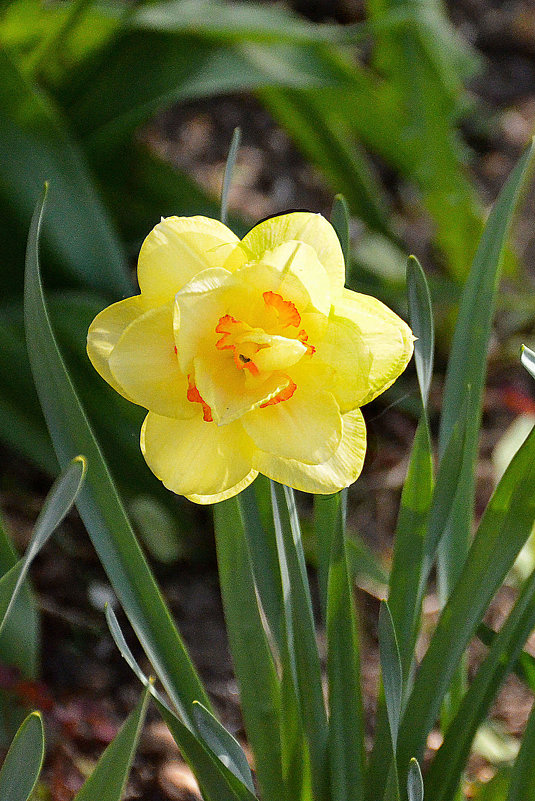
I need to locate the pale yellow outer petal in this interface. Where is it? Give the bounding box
[194,356,289,425]
[232,241,331,316]
[293,313,374,413]
[243,387,342,464]
[252,408,366,494]
[87,295,147,401]
[108,302,195,419]
[138,216,240,306]
[238,212,345,295]
[334,289,414,406]
[141,411,257,503]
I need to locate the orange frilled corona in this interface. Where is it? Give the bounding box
[87,212,414,503]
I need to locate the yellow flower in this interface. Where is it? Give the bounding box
[87,213,413,504]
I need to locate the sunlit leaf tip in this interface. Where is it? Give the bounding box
[407,758,424,801]
[521,344,535,380]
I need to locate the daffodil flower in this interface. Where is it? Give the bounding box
[87,213,413,503]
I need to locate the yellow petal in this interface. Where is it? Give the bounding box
[141,411,257,502]
[243,387,342,464]
[232,240,331,316]
[138,216,240,306]
[334,289,414,406]
[108,301,195,419]
[294,313,373,413]
[252,408,366,494]
[174,267,233,374]
[194,356,289,425]
[239,211,345,295]
[87,295,147,401]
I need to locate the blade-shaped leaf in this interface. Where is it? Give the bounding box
[106,605,258,801]
[221,127,241,227]
[425,561,535,801]
[331,194,350,266]
[506,697,535,801]
[193,702,255,794]
[0,711,44,801]
[398,423,535,771]
[326,490,365,801]
[214,497,283,801]
[407,759,424,801]
[271,483,329,801]
[24,186,209,726]
[74,685,150,801]
[521,345,535,380]
[379,600,402,749]
[406,255,434,409]
[0,456,85,638]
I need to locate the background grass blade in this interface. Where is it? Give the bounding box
[214,497,283,801]
[506,697,535,801]
[106,606,258,801]
[221,127,241,226]
[406,255,434,410]
[407,759,424,801]
[0,711,44,801]
[520,345,535,380]
[73,685,150,801]
[330,193,350,266]
[437,137,535,599]
[379,600,403,749]
[0,456,85,638]
[326,490,365,801]
[271,483,329,801]
[424,560,535,801]
[24,186,209,726]
[397,424,535,774]
[193,701,256,794]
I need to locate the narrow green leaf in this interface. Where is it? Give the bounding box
[520,345,535,380]
[239,478,284,655]
[425,561,535,801]
[221,127,241,226]
[106,600,258,801]
[477,623,535,692]
[193,701,255,794]
[398,424,535,771]
[379,601,403,748]
[24,186,209,726]
[74,685,150,801]
[506,698,535,801]
[406,255,434,409]
[0,711,44,801]
[214,498,283,801]
[407,759,424,801]
[331,194,350,266]
[0,511,39,678]
[345,530,389,587]
[326,490,365,801]
[271,483,329,801]
[0,456,85,638]
[438,138,535,595]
